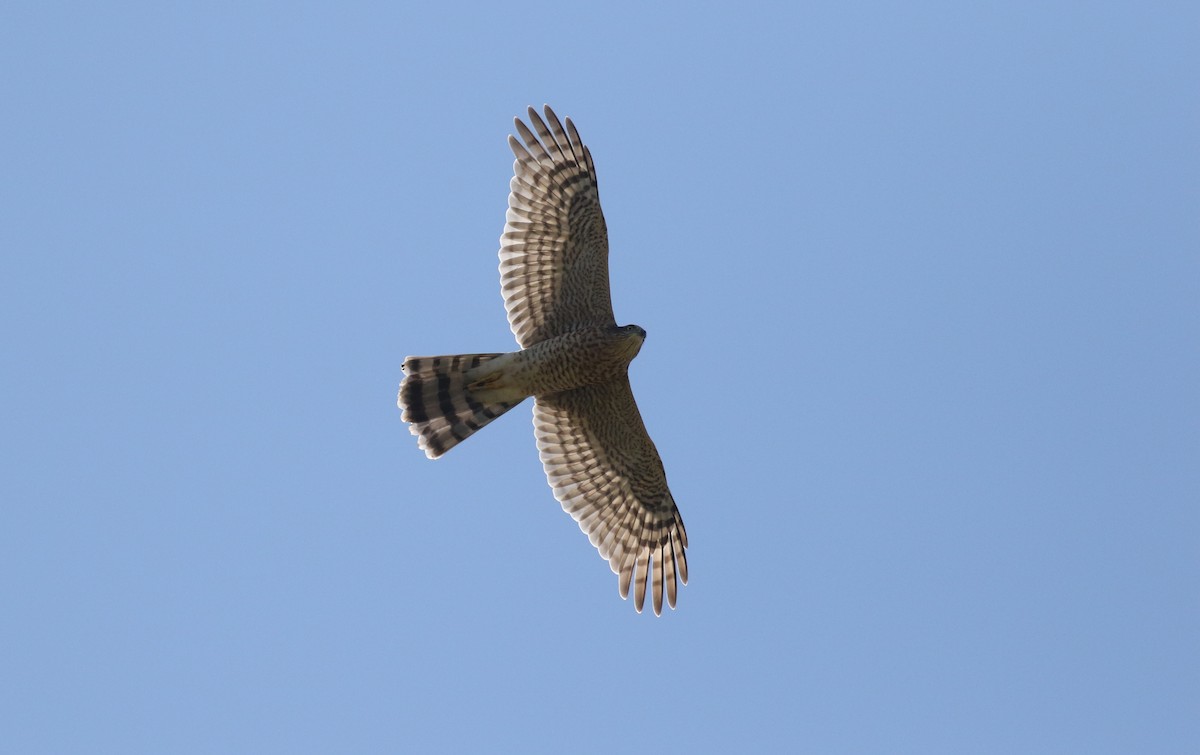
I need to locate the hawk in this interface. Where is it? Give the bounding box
[398,105,688,615]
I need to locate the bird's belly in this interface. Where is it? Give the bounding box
[469,328,632,400]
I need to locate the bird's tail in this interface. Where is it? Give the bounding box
[398,353,522,458]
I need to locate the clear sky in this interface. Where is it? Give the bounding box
[2,2,1197,753]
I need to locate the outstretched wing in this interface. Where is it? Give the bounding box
[500,105,614,348]
[533,379,688,616]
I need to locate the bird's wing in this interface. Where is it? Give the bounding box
[533,378,687,615]
[500,105,614,348]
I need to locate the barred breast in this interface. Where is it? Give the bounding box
[467,325,644,403]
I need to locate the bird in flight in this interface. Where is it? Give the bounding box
[398,105,688,615]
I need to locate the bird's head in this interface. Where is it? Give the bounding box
[614,323,646,359]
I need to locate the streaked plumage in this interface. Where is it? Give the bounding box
[398,105,687,615]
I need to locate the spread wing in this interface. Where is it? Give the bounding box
[533,379,688,616]
[500,105,614,348]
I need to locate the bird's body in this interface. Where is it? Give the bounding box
[400,324,643,453]
[473,325,646,401]
[398,106,687,615]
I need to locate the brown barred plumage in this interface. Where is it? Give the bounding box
[398,354,517,459]
[398,106,688,616]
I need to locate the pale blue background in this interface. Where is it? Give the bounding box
[2,2,1197,753]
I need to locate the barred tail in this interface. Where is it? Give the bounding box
[398,354,521,459]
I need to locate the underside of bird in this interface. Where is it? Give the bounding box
[397,105,688,617]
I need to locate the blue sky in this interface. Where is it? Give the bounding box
[2,2,1197,753]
